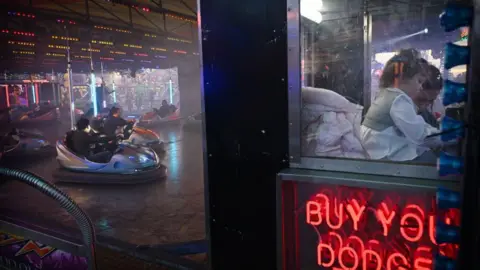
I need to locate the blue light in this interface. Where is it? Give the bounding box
[444,42,470,69]
[443,80,467,106]
[31,84,36,104]
[112,82,116,103]
[90,73,98,116]
[438,152,464,176]
[169,79,173,104]
[435,222,461,244]
[436,188,461,209]
[434,255,457,270]
[439,3,473,32]
[440,116,464,141]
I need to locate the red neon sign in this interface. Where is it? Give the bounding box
[281,182,460,270]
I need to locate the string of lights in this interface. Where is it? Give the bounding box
[145,33,158,38]
[123,44,142,49]
[166,14,196,24]
[7,11,35,18]
[46,52,66,57]
[2,30,35,36]
[82,48,101,53]
[52,36,78,41]
[110,50,126,55]
[8,41,35,47]
[13,50,35,55]
[48,45,69,50]
[151,47,167,52]
[167,37,192,43]
[91,40,114,46]
[57,19,76,25]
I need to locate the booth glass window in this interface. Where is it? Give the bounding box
[296,0,464,172]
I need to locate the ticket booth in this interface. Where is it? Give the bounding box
[199,0,478,269]
[278,0,476,269]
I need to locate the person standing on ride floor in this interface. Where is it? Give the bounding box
[9,85,22,106]
[149,89,156,109]
[135,90,144,112]
[126,88,134,112]
[360,48,445,163]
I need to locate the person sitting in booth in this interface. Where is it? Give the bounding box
[72,118,117,163]
[360,49,444,163]
[103,107,133,137]
[416,64,443,129]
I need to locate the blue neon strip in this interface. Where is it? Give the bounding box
[169,80,173,104]
[90,73,98,116]
[31,85,36,103]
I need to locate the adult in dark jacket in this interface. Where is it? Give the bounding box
[72,118,117,163]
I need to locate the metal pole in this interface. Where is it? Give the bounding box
[362,1,372,112]
[66,27,76,130]
[51,69,57,105]
[100,61,105,108]
[309,25,315,87]
[89,43,97,116]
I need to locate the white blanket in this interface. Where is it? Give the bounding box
[302,88,366,159]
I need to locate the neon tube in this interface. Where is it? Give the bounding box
[90,73,97,116]
[31,84,36,103]
[112,82,116,103]
[168,79,173,104]
[35,83,39,104]
[4,85,9,108]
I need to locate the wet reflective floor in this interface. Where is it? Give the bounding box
[0,121,205,246]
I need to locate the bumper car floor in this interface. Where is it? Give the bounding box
[0,124,206,264]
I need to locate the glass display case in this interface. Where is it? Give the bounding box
[288,0,464,179]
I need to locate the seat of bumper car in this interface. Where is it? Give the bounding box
[65,131,75,151]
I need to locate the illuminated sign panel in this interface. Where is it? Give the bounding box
[0,231,87,269]
[280,181,460,270]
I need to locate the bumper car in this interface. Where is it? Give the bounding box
[91,118,165,154]
[10,105,60,126]
[52,131,167,184]
[183,112,203,131]
[138,110,183,128]
[0,128,54,160]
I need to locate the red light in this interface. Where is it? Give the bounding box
[282,182,460,270]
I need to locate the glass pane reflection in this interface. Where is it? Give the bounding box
[300,0,464,165]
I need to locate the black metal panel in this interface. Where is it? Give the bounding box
[199,0,288,268]
[458,0,480,269]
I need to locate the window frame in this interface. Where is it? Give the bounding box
[287,0,454,180]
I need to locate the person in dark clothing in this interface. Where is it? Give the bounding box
[103,107,132,136]
[156,100,177,118]
[72,118,116,163]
